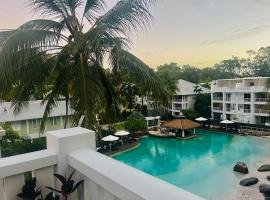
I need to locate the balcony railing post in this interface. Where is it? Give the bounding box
[46,127,96,186]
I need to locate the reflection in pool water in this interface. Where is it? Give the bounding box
[113,130,270,200]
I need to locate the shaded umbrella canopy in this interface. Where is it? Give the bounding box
[102,135,119,142]
[162,119,200,130]
[195,117,208,122]
[115,130,130,136]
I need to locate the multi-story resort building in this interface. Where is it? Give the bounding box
[172,79,210,116]
[0,100,72,137]
[211,77,270,125]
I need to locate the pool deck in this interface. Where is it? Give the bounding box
[226,160,270,200]
[148,130,176,138]
[105,141,140,157]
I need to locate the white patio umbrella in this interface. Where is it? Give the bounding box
[115,130,130,136]
[102,135,119,152]
[195,117,207,125]
[195,117,207,122]
[220,120,234,132]
[115,130,130,145]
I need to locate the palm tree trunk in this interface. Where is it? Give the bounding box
[80,53,89,127]
[64,94,69,129]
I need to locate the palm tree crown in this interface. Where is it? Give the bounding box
[0,0,169,131]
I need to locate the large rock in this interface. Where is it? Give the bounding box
[258,164,270,172]
[267,176,270,181]
[259,184,270,196]
[239,177,259,186]
[233,162,249,174]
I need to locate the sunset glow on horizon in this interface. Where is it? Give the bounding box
[1,0,270,68]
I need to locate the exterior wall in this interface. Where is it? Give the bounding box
[172,95,196,116]
[211,77,270,125]
[3,116,73,137]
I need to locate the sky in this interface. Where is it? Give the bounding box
[1,0,270,68]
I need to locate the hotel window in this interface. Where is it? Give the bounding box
[30,119,40,129]
[12,122,21,131]
[250,82,254,86]
[238,104,244,110]
[50,117,59,126]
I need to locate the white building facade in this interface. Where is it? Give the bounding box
[0,100,73,137]
[211,77,270,125]
[172,79,210,116]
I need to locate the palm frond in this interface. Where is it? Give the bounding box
[110,48,171,105]
[27,0,69,19]
[18,19,66,33]
[96,0,156,34]
[83,0,105,24]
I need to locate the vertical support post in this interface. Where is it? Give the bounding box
[182,129,185,138]
[46,127,96,182]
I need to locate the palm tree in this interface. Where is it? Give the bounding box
[0,0,168,131]
[193,85,203,94]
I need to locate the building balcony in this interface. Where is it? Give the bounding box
[244,98,251,102]
[255,109,270,114]
[255,98,269,103]
[213,107,223,111]
[244,109,251,113]
[0,127,204,200]
[213,97,223,101]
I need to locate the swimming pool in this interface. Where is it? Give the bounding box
[113,130,270,200]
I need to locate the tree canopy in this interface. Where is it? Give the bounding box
[0,0,169,131]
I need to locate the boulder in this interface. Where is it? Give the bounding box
[233,162,249,174]
[259,184,270,196]
[239,177,259,186]
[267,176,270,181]
[258,164,270,172]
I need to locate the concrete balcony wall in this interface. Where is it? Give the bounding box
[0,127,205,200]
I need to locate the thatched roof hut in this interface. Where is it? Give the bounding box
[162,118,200,130]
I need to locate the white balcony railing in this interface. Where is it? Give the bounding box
[244,109,251,113]
[0,127,204,200]
[213,107,223,111]
[213,97,223,101]
[255,109,270,114]
[255,98,269,102]
[244,98,251,102]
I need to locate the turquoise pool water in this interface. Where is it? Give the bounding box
[113,130,270,200]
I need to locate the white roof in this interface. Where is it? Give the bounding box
[175,79,210,95]
[0,100,72,123]
[213,77,270,81]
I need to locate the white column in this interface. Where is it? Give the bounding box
[60,116,63,128]
[182,130,185,138]
[250,93,255,124]
[46,127,96,177]
[26,120,30,134]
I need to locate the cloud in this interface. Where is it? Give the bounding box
[200,24,270,45]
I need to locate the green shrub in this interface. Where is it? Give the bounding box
[127,112,145,120]
[2,124,20,144]
[111,123,125,131]
[182,109,197,120]
[2,137,46,157]
[124,119,147,133]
